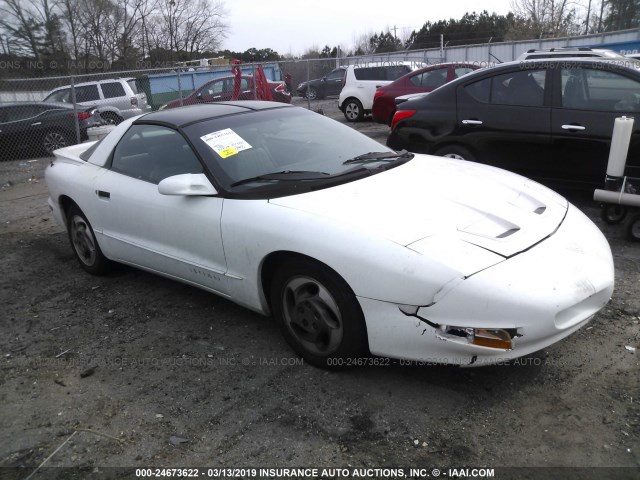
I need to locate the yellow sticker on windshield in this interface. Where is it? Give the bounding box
[200,128,252,158]
[218,147,238,158]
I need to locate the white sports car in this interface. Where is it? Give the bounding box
[45,101,614,368]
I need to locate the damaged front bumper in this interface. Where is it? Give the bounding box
[359,204,614,366]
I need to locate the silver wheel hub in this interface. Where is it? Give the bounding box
[443,153,465,160]
[70,215,96,266]
[44,132,67,153]
[345,103,359,119]
[282,276,343,355]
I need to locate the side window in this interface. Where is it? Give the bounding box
[45,88,71,103]
[101,82,126,99]
[409,73,423,87]
[454,67,475,78]
[353,67,386,81]
[240,78,250,90]
[490,69,545,107]
[385,65,411,80]
[111,125,203,184]
[327,69,344,81]
[74,85,101,102]
[422,68,448,88]
[465,77,491,103]
[561,67,640,111]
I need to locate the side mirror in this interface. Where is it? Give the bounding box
[158,173,218,196]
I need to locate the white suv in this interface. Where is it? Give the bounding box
[338,62,413,122]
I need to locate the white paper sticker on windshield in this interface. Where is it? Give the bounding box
[200,128,252,158]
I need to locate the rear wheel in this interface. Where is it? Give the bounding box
[271,258,368,369]
[67,205,109,275]
[343,99,364,122]
[43,130,70,155]
[306,87,317,100]
[626,213,640,242]
[434,145,476,162]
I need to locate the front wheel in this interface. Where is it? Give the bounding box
[601,204,627,225]
[271,258,368,369]
[434,145,476,162]
[67,205,109,275]
[343,99,364,122]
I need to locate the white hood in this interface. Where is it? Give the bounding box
[269,154,568,259]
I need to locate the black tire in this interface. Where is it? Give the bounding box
[43,130,71,155]
[601,204,627,225]
[270,258,368,370]
[434,145,476,162]
[625,213,640,242]
[67,205,109,275]
[101,112,123,125]
[343,98,364,122]
[306,87,318,100]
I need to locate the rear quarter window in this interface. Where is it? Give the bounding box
[101,82,126,99]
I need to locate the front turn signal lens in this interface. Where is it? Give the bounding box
[471,329,513,349]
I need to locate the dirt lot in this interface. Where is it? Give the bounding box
[0,98,639,479]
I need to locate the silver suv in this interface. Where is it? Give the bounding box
[516,47,624,61]
[43,78,151,124]
[338,62,414,122]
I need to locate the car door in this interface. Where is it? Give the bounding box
[455,67,552,178]
[93,124,229,295]
[324,69,345,96]
[0,105,50,155]
[551,63,640,184]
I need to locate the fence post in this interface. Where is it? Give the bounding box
[306,60,311,110]
[69,76,81,144]
[177,69,183,107]
[252,63,257,99]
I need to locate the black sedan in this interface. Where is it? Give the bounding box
[296,67,346,100]
[387,58,640,187]
[0,102,100,161]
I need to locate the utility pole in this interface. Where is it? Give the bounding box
[392,25,398,40]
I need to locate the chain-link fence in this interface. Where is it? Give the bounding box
[0,61,291,162]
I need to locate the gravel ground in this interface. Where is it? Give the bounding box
[0,98,638,479]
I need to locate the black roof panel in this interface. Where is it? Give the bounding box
[135,101,293,128]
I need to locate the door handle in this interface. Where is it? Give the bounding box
[97,190,110,199]
[462,119,483,125]
[31,122,42,126]
[561,124,586,131]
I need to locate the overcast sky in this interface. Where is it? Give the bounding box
[223,0,514,55]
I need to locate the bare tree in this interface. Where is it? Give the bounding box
[0,0,44,60]
[510,0,580,37]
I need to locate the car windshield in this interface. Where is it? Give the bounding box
[184,107,407,193]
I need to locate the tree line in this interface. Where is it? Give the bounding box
[311,0,639,56]
[0,0,637,78]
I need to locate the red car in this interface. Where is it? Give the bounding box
[161,75,291,109]
[372,63,480,125]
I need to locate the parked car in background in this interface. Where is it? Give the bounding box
[516,46,624,60]
[161,76,291,109]
[387,58,640,188]
[45,102,613,369]
[0,102,100,160]
[43,78,151,124]
[372,62,480,125]
[338,62,414,122]
[296,67,346,99]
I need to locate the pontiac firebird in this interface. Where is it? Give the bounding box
[45,101,614,368]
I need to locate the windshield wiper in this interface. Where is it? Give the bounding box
[342,150,413,165]
[230,170,330,187]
